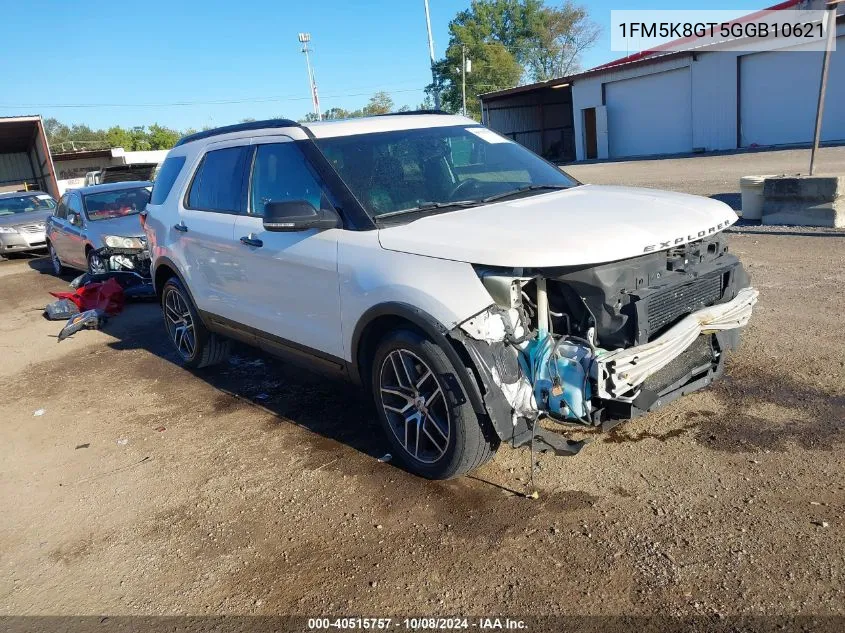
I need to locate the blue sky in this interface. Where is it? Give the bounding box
[0,0,757,130]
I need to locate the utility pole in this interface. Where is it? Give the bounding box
[423,0,440,110]
[809,1,842,175]
[298,32,321,121]
[461,45,471,116]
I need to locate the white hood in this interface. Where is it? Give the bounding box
[378,185,738,268]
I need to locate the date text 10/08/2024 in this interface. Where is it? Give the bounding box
[307,617,528,630]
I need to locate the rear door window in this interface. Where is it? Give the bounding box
[186,146,250,213]
[150,156,186,205]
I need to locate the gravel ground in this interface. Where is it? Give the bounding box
[566,144,845,208]
[0,150,843,626]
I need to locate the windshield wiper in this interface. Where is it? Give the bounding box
[480,184,570,204]
[374,200,479,220]
[373,185,570,222]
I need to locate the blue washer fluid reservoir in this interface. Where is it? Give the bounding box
[521,335,593,421]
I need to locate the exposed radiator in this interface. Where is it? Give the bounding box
[646,274,723,334]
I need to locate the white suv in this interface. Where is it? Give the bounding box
[144,114,757,479]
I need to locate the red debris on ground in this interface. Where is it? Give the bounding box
[50,278,125,316]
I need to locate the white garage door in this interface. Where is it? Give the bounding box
[605,67,692,158]
[740,38,845,147]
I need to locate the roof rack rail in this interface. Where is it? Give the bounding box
[374,109,453,117]
[174,118,301,147]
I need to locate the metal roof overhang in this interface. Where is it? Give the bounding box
[0,116,41,153]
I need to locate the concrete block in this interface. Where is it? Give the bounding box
[761,176,845,228]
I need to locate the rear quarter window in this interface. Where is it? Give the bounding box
[150,156,186,205]
[186,146,250,213]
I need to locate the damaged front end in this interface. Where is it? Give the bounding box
[450,234,757,456]
[81,245,155,300]
[91,245,152,279]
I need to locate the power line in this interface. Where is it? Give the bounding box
[0,86,425,109]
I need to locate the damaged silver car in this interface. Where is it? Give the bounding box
[46,181,152,278]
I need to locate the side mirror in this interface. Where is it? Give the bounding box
[262,200,340,232]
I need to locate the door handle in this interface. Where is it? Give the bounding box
[173,222,188,232]
[239,234,263,248]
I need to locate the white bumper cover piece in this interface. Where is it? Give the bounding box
[596,286,759,400]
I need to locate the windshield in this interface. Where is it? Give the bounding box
[83,187,151,222]
[0,194,56,216]
[314,125,578,218]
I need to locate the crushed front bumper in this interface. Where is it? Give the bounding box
[596,286,758,400]
[93,246,152,278]
[451,286,758,455]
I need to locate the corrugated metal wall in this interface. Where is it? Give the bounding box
[488,106,543,153]
[570,20,845,160]
[0,152,35,186]
[482,87,576,162]
[571,55,693,160]
[739,36,845,146]
[605,67,693,157]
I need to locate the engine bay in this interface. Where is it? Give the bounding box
[459,235,757,436]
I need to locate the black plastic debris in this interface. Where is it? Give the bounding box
[57,309,107,342]
[44,298,80,321]
[69,270,155,300]
[48,247,152,340]
[69,273,88,289]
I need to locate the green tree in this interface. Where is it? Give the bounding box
[105,126,133,150]
[361,91,394,116]
[417,95,435,110]
[45,120,192,152]
[526,2,600,81]
[428,0,599,119]
[298,91,400,122]
[430,40,522,120]
[323,107,351,120]
[147,123,181,150]
[44,118,70,145]
[44,119,110,151]
[129,126,151,151]
[428,0,539,120]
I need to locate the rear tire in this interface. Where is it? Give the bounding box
[48,242,65,276]
[161,277,230,368]
[371,328,498,479]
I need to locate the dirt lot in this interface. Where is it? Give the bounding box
[1,149,844,625]
[566,144,845,208]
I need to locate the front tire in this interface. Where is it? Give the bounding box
[371,329,498,479]
[87,249,107,275]
[161,277,230,368]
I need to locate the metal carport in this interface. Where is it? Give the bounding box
[0,116,59,198]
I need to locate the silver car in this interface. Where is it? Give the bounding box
[0,191,57,257]
[46,181,151,275]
